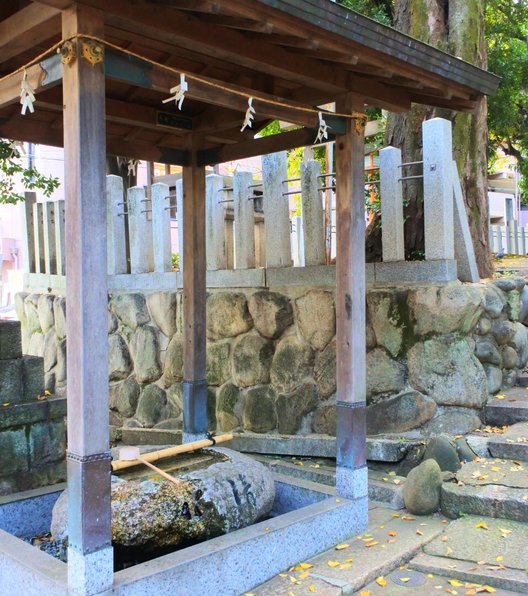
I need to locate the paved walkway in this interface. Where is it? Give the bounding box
[250,506,528,595]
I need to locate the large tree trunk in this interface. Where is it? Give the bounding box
[367,0,492,277]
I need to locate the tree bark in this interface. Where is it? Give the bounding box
[367,0,493,277]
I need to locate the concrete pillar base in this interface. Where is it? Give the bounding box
[67,546,113,596]
[336,464,368,500]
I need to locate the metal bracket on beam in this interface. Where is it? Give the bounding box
[59,40,77,66]
[81,40,104,67]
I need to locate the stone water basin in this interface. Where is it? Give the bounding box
[51,447,275,554]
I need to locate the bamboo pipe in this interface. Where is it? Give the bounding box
[111,433,233,472]
[118,446,183,486]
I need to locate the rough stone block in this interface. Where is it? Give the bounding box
[0,429,28,476]
[0,358,23,404]
[29,420,66,466]
[22,355,45,401]
[0,321,22,360]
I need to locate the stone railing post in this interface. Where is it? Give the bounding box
[54,199,65,276]
[300,160,325,266]
[379,146,405,262]
[422,117,454,260]
[205,174,227,270]
[176,177,183,271]
[151,182,172,272]
[233,171,256,269]
[128,185,153,273]
[262,152,291,267]
[106,174,127,275]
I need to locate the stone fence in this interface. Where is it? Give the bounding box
[24,117,478,295]
[15,277,528,440]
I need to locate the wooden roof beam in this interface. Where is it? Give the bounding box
[0,112,190,164]
[75,0,350,92]
[0,4,61,64]
[0,53,62,112]
[198,127,333,166]
[105,48,340,129]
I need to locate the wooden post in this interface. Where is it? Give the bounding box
[334,93,368,508]
[182,145,207,441]
[62,6,113,594]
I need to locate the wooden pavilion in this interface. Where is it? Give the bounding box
[0,1,499,594]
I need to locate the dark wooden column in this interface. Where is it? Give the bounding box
[335,93,368,502]
[62,6,113,593]
[182,143,208,440]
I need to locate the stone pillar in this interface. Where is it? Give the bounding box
[176,177,184,272]
[233,171,256,269]
[423,118,455,261]
[128,185,153,274]
[205,174,226,270]
[62,5,113,594]
[301,160,325,266]
[452,160,479,282]
[106,174,127,275]
[334,93,368,514]
[379,146,405,262]
[55,199,65,276]
[151,182,172,272]
[262,152,291,268]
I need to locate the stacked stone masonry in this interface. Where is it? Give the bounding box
[15,278,528,440]
[0,319,66,495]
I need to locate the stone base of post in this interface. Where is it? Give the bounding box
[336,464,368,500]
[68,546,113,596]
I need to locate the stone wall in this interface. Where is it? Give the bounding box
[0,320,66,496]
[15,278,528,440]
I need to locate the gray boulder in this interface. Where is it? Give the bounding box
[129,325,161,384]
[37,294,55,333]
[403,459,442,515]
[423,435,460,472]
[248,291,293,339]
[110,293,150,330]
[408,337,487,408]
[231,334,274,387]
[108,333,132,381]
[367,290,406,357]
[242,385,277,433]
[147,291,177,338]
[206,340,232,386]
[367,391,436,435]
[135,384,167,427]
[206,292,253,340]
[276,382,318,435]
[51,448,275,550]
[270,336,313,394]
[313,338,336,399]
[294,290,335,351]
[366,348,406,398]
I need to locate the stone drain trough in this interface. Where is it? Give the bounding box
[0,469,366,595]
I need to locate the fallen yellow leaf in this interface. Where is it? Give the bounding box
[375,576,387,587]
[365,541,379,548]
[298,571,310,580]
[388,530,397,537]
[402,515,416,521]
[490,467,501,472]
[496,555,504,562]
[359,591,370,596]
[292,563,313,571]
[327,561,341,568]
[481,587,496,593]
[393,479,401,485]
[496,394,505,400]
[449,579,464,587]
[475,522,489,530]
[445,589,458,595]
[308,586,315,593]
[399,577,411,583]
[340,563,352,569]
[416,529,424,536]
[499,528,512,535]
[335,544,349,550]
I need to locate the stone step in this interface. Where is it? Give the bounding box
[441,456,528,522]
[414,516,528,594]
[250,454,405,510]
[483,385,528,426]
[487,422,528,462]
